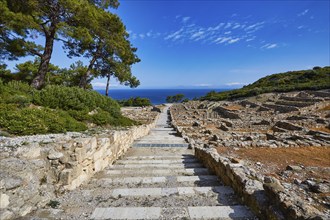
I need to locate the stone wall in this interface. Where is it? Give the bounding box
[194,147,280,220]
[169,105,326,220]
[0,117,158,219]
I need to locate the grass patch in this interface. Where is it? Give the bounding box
[0,81,138,135]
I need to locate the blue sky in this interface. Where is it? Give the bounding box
[6,0,330,89]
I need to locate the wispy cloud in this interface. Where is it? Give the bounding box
[182,16,191,23]
[131,15,276,50]
[297,9,309,17]
[164,28,184,41]
[194,83,213,87]
[225,82,246,86]
[261,43,278,49]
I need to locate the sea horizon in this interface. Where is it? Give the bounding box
[95,88,229,105]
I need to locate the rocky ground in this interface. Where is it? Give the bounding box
[121,105,163,124]
[170,89,330,217]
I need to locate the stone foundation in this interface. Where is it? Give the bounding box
[0,117,158,219]
[194,147,326,220]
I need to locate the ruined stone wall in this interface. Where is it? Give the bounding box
[0,118,158,219]
[194,147,326,220]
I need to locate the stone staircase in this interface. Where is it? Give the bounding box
[89,105,255,219]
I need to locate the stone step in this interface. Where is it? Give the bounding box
[92,175,221,187]
[104,168,211,176]
[124,155,195,160]
[111,186,234,197]
[188,206,255,219]
[91,207,161,220]
[115,158,199,164]
[91,206,255,219]
[133,143,189,147]
[109,163,204,169]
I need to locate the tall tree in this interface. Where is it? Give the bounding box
[62,5,140,90]
[1,0,119,89]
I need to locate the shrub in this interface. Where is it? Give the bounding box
[202,66,330,101]
[119,97,152,107]
[0,105,87,135]
[33,85,120,114]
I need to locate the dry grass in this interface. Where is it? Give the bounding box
[223,105,242,111]
[319,105,330,111]
[310,127,330,134]
[217,146,330,168]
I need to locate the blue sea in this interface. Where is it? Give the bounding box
[96,89,227,105]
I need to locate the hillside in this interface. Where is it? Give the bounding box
[0,81,138,136]
[202,66,330,101]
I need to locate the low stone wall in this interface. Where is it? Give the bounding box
[194,147,279,220]
[0,118,158,219]
[194,147,326,220]
[169,105,326,220]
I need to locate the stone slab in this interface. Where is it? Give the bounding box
[117,159,198,164]
[112,188,162,197]
[124,155,194,160]
[106,168,210,176]
[99,176,166,184]
[110,186,232,197]
[188,206,255,219]
[177,175,219,182]
[110,163,204,169]
[91,207,161,219]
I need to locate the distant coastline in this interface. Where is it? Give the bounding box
[95,89,229,105]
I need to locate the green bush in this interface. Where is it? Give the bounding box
[33,85,120,114]
[118,97,152,107]
[0,104,87,135]
[0,83,138,135]
[202,66,330,101]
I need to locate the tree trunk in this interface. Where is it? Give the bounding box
[105,74,111,96]
[31,24,56,89]
[79,56,97,89]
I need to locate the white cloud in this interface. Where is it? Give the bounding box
[182,16,191,23]
[139,34,145,39]
[224,22,232,29]
[146,31,152,37]
[244,22,265,32]
[194,83,212,87]
[225,82,246,86]
[298,9,309,16]
[246,36,256,42]
[92,82,106,88]
[190,31,205,40]
[224,31,231,35]
[164,28,183,41]
[261,43,278,49]
[232,24,241,29]
[228,38,240,44]
[131,33,137,40]
[297,25,304,29]
[214,37,231,44]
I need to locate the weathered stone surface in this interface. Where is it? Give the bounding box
[47,150,64,160]
[212,106,241,119]
[274,121,303,131]
[0,193,10,209]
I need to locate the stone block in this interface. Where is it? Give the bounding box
[0,193,9,209]
[47,150,64,160]
[71,165,83,179]
[0,211,14,220]
[98,138,111,149]
[93,147,106,161]
[75,147,86,163]
[18,143,41,159]
[94,158,106,172]
[59,169,72,185]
